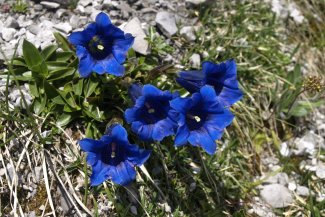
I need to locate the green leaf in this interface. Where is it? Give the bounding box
[48,68,76,81]
[52,95,66,105]
[60,91,79,109]
[54,32,72,51]
[73,79,84,96]
[83,105,104,121]
[46,61,70,71]
[29,81,39,97]
[57,113,72,126]
[33,96,47,115]
[83,76,99,98]
[31,61,48,77]
[23,40,43,69]
[12,58,27,67]
[41,45,58,60]
[43,80,59,99]
[56,51,73,62]
[289,100,324,117]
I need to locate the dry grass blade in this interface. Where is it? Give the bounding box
[52,154,93,216]
[0,149,24,217]
[42,152,56,217]
[44,151,84,217]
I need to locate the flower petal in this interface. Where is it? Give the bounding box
[152,119,175,141]
[128,83,143,104]
[112,33,135,64]
[176,77,204,93]
[102,24,125,38]
[170,97,191,113]
[68,23,96,46]
[111,124,128,142]
[76,46,94,77]
[86,152,98,166]
[100,55,125,76]
[109,161,136,186]
[127,145,151,166]
[205,110,234,129]
[142,84,161,97]
[136,124,154,141]
[200,85,217,102]
[125,108,138,123]
[174,124,190,146]
[218,78,243,106]
[188,129,217,155]
[90,161,111,186]
[79,138,106,152]
[95,12,112,30]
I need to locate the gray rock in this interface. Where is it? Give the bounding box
[79,0,92,7]
[0,43,15,60]
[296,186,310,196]
[28,25,41,35]
[1,28,16,42]
[260,184,293,208]
[293,131,323,156]
[27,211,36,217]
[189,53,201,68]
[34,166,43,183]
[70,15,80,28]
[155,11,178,37]
[280,142,290,156]
[186,0,207,5]
[180,26,196,41]
[122,17,149,55]
[34,4,43,11]
[130,206,137,215]
[103,0,119,8]
[20,20,33,28]
[264,172,289,185]
[316,163,325,179]
[5,17,19,29]
[55,8,68,18]
[53,23,72,34]
[40,1,60,9]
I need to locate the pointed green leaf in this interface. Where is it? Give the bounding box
[73,79,84,96]
[54,32,72,51]
[33,96,47,115]
[41,45,58,60]
[48,67,76,81]
[57,113,72,126]
[23,40,43,69]
[83,76,99,98]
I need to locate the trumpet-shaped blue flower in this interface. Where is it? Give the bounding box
[79,124,150,186]
[170,85,234,155]
[125,84,178,141]
[68,12,134,78]
[176,60,243,107]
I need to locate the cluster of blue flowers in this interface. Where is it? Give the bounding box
[69,12,242,187]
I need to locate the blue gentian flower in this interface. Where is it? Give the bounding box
[170,85,234,155]
[79,124,150,186]
[176,60,243,107]
[68,12,134,78]
[125,84,178,141]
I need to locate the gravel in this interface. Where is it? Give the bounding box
[260,184,293,208]
[155,11,178,37]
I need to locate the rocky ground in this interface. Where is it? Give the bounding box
[0,0,324,216]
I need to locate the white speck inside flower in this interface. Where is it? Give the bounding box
[194,116,201,122]
[111,143,116,158]
[148,108,155,114]
[97,44,104,50]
